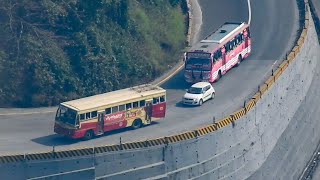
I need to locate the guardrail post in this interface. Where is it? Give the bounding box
[119,137,123,150]
[194,130,199,138]
[52,146,56,158]
[244,100,247,113]
[212,116,216,124]
[144,139,149,147]
[272,69,276,81]
[230,115,235,128]
[258,85,261,98]
[164,137,169,145]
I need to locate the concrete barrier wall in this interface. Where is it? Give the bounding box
[1,1,320,180]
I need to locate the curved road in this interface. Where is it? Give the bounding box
[0,0,298,154]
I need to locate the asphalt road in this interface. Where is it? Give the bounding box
[0,0,298,154]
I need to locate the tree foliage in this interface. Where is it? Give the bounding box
[0,0,188,107]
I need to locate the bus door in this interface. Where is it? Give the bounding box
[244,28,250,48]
[221,48,227,74]
[145,100,152,125]
[97,112,104,135]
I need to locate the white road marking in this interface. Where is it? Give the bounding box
[247,0,252,25]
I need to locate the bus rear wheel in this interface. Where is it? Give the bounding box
[132,119,142,129]
[83,130,94,140]
[236,55,242,67]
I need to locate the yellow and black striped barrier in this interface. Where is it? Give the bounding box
[216,116,233,129]
[95,145,120,153]
[245,99,256,112]
[231,108,246,121]
[0,154,25,164]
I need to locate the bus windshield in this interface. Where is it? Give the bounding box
[55,105,77,126]
[185,58,211,71]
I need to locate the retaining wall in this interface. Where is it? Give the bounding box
[1,1,320,180]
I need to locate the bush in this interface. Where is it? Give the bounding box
[0,0,188,107]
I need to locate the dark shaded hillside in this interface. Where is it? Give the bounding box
[0,0,188,107]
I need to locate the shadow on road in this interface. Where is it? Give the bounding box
[31,134,81,147]
[161,71,191,90]
[31,122,160,147]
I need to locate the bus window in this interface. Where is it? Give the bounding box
[85,112,91,119]
[112,106,119,113]
[126,103,132,110]
[225,43,230,52]
[160,96,165,102]
[91,111,97,118]
[140,100,146,107]
[153,97,159,104]
[133,101,139,108]
[80,114,85,121]
[119,105,125,111]
[105,108,111,114]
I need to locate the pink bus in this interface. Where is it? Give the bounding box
[184,22,251,83]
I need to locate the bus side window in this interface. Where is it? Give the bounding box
[105,108,111,115]
[126,103,132,110]
[91,111,97,118]
[237,34,242,44]
[160,96,165,103]
[153,97,159,104]
[213,51,220,61]
[215,49,222,60]
[80,114,85,121]
[85,112,91,119]
[140,100,146,107]
[112,106,119,113]
[119,105,125,111]
[133,101,139,108]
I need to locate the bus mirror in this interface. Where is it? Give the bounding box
[183,52,186,62]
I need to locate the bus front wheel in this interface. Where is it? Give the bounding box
[216,71,222,82]
[199,99,203,106]
[132,119,142,129]
[83,130,94,140]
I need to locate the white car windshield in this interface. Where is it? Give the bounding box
[188,87,203,94]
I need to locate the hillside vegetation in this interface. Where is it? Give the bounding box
[0,0,188,107]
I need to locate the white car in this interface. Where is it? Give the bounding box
[183,82,215,106]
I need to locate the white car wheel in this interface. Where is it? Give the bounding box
[199,99,203,106]
[211,92,215,99]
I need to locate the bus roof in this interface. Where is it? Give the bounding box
[61,84,166,112]
[189,22,249,53]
